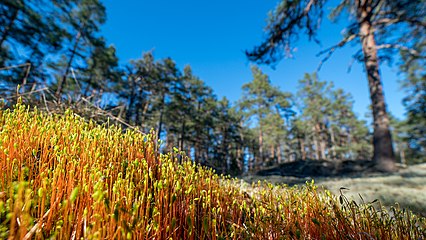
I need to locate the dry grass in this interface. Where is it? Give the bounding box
[243,164,426,218]
[319,165,426,217]
[0,103,425,239]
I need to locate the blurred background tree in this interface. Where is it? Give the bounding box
[0,0,424,175]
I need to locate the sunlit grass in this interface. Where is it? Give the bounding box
[0,103,425,239]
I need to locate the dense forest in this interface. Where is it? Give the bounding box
[1,0,425,175]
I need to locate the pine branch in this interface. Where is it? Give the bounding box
[316,33,357,71]
[373,17,426,28]
[376,44,424,57]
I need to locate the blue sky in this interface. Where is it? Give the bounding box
[101,0,406,120]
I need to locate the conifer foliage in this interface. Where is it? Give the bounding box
[0,0,424,174]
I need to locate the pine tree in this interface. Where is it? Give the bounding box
[297,73,333,160]
[247,0,425,171]
[53,0,107,98]
[240,65,292,169]
[81,38,120,98]
[399,39,426,163]
[329,87,372,160]
[0,0,65,93]
[213,97,244,174]
[120,52,160,128]
[295,73,372,161]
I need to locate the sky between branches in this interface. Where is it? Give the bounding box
[101,0,405,121]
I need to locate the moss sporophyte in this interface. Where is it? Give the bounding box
[0,104,424,239]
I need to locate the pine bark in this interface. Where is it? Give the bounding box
[357,0,396,171]
[179,121,185,150]
[277,145,282,164]
[317,124,326,160]
[299,138,306,160]
[313,126,320,160]
[258,127,264,168]
[329,127,337,160]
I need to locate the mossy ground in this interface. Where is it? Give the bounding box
[0,104,425,239]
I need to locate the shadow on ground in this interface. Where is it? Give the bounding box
[256,159,378,178]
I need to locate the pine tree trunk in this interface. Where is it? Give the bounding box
[320,140,326,160]
[358,2,396,172]
[180,121,185,150]
[399,144,406,166]
[236,146,243,171]
[56,31,82,98]
[157,109,164,139]
[329,127,337,160]
[140,100,150,129]
[251,141,256,171]
[125,77,137,123]
[166,133,175,152]
[277,145,282,164]
[157,94,165,140]
[221,128,228,167]
[314,138,320,160]
[258,127,264,168]
[299,136,306,160]
[313,126,320,160]
[316,123,326,160]
[270,145,275,165]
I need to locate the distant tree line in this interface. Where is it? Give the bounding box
[247,0,425,171]
[1,0,424,175]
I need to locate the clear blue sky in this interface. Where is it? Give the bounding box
[101,0,406,120]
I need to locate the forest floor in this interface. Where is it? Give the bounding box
[241,161,426,217]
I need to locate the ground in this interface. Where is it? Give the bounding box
[241,161,426,217]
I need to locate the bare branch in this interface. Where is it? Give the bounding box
[70,67,82,92]
[376,44,423,57]
[80,97,145,134]
[316,33,357,71]
[22,63,31,85]
[247,0,326,64]
[23,209,51,240]
[41,90,51,114]
[347,50,363,73]
[3,87,49,99]
[305,0,315,13]
[0,63,32,85]
[0,63,31,71]
[373,17,426,28]
[23,197,62,240]
[373,17,398,26]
